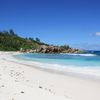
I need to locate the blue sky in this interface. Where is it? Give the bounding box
[0,0,100,50]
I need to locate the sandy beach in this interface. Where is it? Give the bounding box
[0,52,100,100]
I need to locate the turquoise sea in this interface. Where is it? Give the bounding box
[14,52,100,79]
[15,53,100,66]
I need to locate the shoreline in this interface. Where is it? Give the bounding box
[0,52,100,100]
[13,53,100,82]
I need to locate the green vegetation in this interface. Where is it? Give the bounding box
[0,29,48,51]
[0,29,83,53]
[60,45,70,50]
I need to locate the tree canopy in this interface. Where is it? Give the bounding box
[0,30,48,51]
[0,29,73,52]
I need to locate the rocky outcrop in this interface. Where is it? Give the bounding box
[62,48,81,53]
[20,45,84,54]
[39,45,62,53]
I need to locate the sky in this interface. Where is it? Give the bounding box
[0,0,100,50]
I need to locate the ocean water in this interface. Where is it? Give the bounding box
[14,52,100,79]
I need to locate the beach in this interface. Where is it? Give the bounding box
[0,52,100,100]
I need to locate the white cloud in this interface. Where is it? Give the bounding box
[96,32,100,36]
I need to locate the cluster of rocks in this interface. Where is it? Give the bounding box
[20,45,62,53]
[62,48,81,53]
[20,45,82,54]
[38,45,62,53]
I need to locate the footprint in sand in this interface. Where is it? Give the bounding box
[12,98,14,100]
[0,84,5,88]
[0,74,2,80]
[21,91,24,94]
[39,86,43,89]
[39,86,55,95]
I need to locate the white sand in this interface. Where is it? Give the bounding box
[0,52,100,100]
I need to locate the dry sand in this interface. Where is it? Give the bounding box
[0,52,100,100]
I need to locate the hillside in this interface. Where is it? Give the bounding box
[0,29,48,51]
[0,29,84,53]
